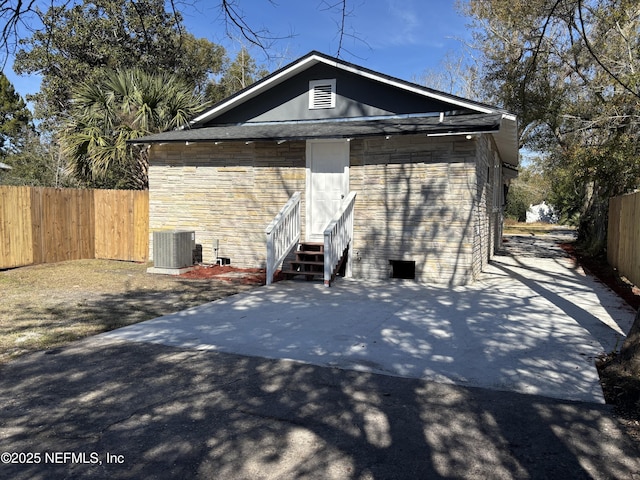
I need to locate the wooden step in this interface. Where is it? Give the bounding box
[291,260,324,266]
[282,242,325,281]
[282,242,348,286]
[298,242,324,251]
[281,267,323,280]
[281,267,323,273]
[295,251,323,257]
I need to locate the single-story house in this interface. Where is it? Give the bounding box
[134,51,519,286]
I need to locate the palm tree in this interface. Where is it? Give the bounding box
[61,69,207,189]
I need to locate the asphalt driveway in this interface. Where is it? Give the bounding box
[104,233,635,404]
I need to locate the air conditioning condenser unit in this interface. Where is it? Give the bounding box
[153,231,195,269]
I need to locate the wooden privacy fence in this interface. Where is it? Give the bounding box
[0,186,148,269]
[608,191,640,288]
[94,189,149,263]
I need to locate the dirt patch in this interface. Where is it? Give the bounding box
[0,260,264,365]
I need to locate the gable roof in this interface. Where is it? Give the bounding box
[134,51,519,166]
[191,51,500,126]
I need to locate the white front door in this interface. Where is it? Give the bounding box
[306,139,350,241]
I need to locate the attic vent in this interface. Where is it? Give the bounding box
[309,79,336,109]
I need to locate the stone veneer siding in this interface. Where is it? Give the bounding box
[148,133,503,285]
[349,135,480,285]
[472,134,493,279]
[148,141,307,267]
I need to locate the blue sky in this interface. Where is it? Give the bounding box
[4,0,474,104]
[186,0,474,80]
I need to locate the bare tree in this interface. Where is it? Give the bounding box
[219,0,284,53]
[1,0,362,66]
[464,0,640,252]
[0,0,40,67]
[416,50,482,99]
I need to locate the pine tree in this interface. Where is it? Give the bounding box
[0,72,32,157]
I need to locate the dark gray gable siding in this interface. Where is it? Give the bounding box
[205,63,472,126]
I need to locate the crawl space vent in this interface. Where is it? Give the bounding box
[389,260,416,279]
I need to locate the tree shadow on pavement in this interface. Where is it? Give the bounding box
[493,234,633,356]
[0,339,638,480]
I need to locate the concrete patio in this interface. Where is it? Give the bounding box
[104,233,636,404]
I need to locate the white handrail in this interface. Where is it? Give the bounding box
[323,191,357,287]
[265,192,301,285]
